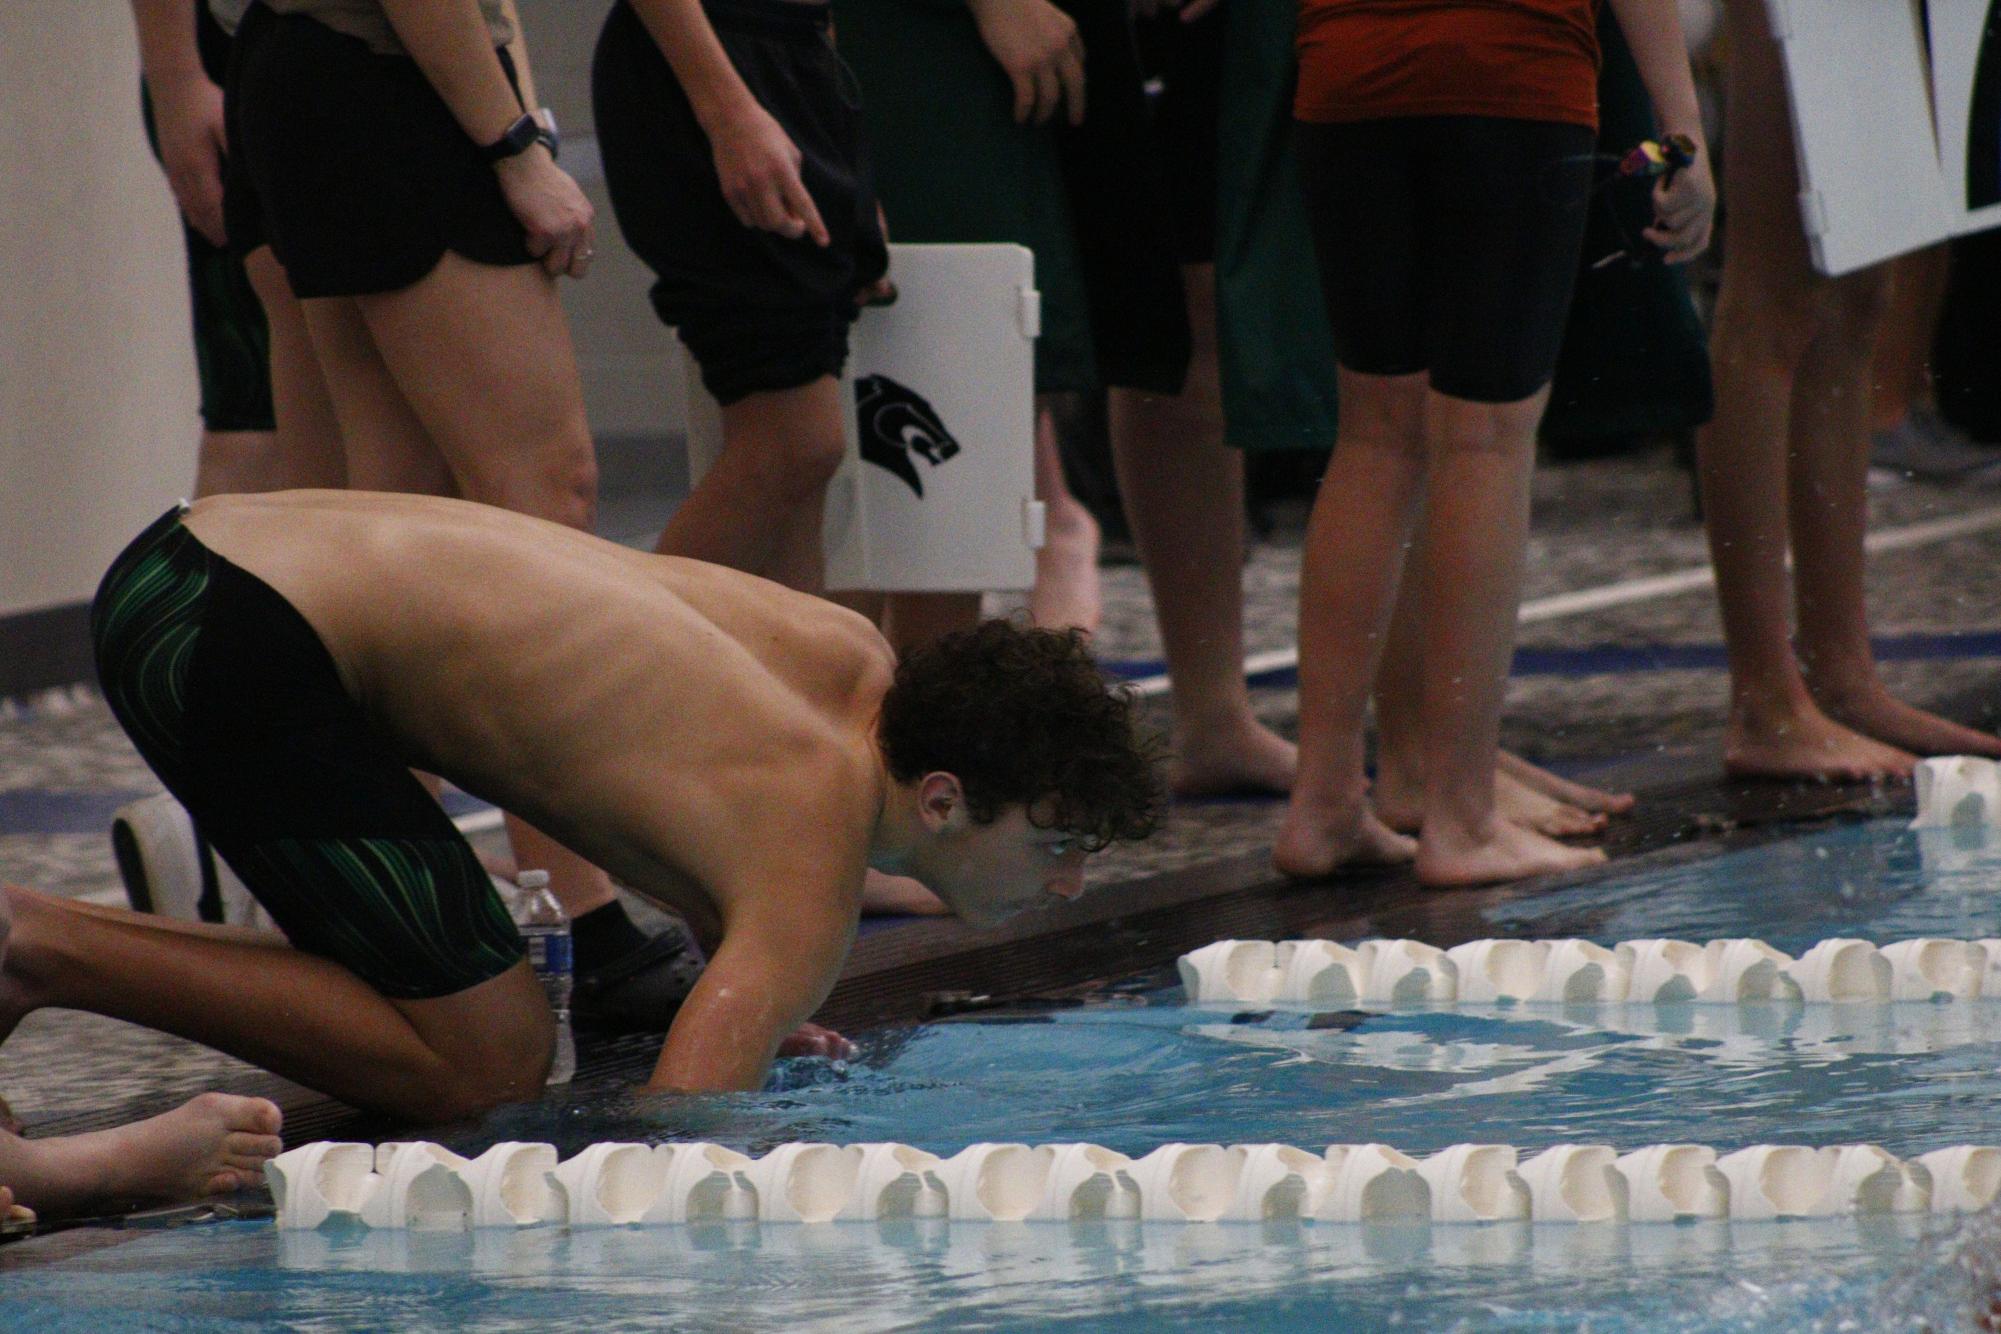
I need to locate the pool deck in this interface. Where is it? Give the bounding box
[4,445,2001,1249]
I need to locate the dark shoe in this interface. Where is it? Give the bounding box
[572,922,706,1034]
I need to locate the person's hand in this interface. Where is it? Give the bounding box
[1645,142,1715,265]
[967,0,1086,126]
[708,103,830,246]
[493,145,598,279]
[149,74,229,246]
[777,1022,855,1060]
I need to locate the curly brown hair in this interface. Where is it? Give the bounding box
[877,620,1163,851]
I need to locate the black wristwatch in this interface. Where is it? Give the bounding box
[482,111,559,163]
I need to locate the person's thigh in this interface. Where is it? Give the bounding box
[1293,119,1427,381]
[300,293,455,495]
[1418,116,1596,404]
[354,255,594,523]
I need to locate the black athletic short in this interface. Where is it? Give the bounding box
[1294,115,1596,404]
[140,4,275,433]
[222,2,534,298]
[92,507,524,1000]
[593,0,888,406]
[1135,6,1224,267]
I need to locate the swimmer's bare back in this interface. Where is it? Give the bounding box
[183,491,892,936]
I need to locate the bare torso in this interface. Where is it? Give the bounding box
[183,491,895,939]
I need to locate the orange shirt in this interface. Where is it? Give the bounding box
[1295,1,1602,130]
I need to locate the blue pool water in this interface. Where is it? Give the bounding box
[6,818,2001,1331]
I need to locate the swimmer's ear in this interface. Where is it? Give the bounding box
[916,772,968,832]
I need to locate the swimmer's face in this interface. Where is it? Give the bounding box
[921,795,1090,928]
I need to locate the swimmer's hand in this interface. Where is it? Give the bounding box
[1643,138,1714,265]
[494,146,599,279]
[778,1023,855,1061]
[147,71,230,247]
[968,0,1087,127]
[708,105,831,247]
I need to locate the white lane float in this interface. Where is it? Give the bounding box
[1912,755,2001,828]
[269,1138,2001,1230]
[1177,936,1999,1005]
[1612,1144,1729,1222]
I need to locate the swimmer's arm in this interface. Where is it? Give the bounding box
[643,907,851,1093]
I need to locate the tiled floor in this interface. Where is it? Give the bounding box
[5,445,2001,1127]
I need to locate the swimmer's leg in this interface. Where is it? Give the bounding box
[657,376,845,591]
[1699,0,1918,783]
[1276,367,1423,878]
[1031,400,1103,635]
[0,885,551,1124]
[0,1094,283,1219]
[1110,263,1295,797]
[1402,387,1606,887]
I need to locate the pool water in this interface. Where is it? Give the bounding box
[6,818,2001,1331]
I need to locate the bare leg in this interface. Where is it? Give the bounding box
[1407,388,1605,887]
[1867,246,1950,433]
[1109,263,1295,796]
[1698,0,1928,779]
[187,252,347,499]
[0,1095,283,1219]
[1029,400,1102,634]
[1274,368,1425,878]
[1374,570,1622,837]
[880,593,982,655]
[0,885,550,1122]
[657,376,846,591]
[341,256,633,912]
[243,246,348,492]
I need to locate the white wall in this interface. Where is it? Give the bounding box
[0,0,684,626]
[1,1,202,619]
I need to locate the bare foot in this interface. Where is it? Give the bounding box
[862,870,948,916]
[1725,705,1916,783]
[0,886,29,1046]
[1495,750,1635,816]
[1275,792,1417,879]
[1416,818,1607,888]
[1817,686,2001,760]
[1169,722,1297,798]
[25,1093,286,1214]
[1376,769,1605,838]
[0,1184,32,1227]
[778,1023,855,1061]
[1029,501,1102,635]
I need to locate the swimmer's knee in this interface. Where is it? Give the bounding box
[408,1031,551,1122]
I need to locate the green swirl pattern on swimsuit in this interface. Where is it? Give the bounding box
[90,506,211,790]
[229,837,523,1001]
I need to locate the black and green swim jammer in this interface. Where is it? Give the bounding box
[91,506,524,999]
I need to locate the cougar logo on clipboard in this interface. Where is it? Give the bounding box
[855,375,961,498]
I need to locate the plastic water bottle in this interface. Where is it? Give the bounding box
[512,870,576,1085]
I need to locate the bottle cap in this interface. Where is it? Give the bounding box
[517,870,550,891]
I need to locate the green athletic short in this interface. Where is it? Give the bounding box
[92,507,524,1000]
